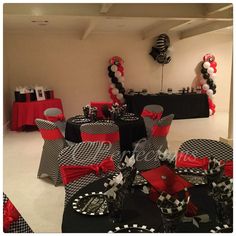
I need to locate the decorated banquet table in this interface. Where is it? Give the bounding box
[125,93,209,119]
[61,175,227,233]
[11,98,63,131]
[65,116,147,152]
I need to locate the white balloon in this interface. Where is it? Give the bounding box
[207,67,214,75]
[115,71,122,78]
[110,83,115,89]
[116,93,124,100]
[209,109,213,116]
[207,89,213,98]
[112,88,119,95]
[202,84,209,91]
[111,65,118,72]
[203,61,210,69]
[210,73,216,80]
[200,78,206,85]
[118,76,125,83]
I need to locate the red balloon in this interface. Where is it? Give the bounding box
[118,65,124,72]
[210,61,217,68]
[214,67,217,73]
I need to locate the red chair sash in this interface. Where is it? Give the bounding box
[141,109,162,120]
[151,125,171,137]
[176,152,233,176]
[39,128,63,140]
[176,152,209,170]
[45,113,65,122]
[81,131,120,143]
[26,93,31,102]
[3,200,20,232]
[60,157,115,184]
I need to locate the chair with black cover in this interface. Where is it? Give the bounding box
[44,107,66,135]
[141,104,163,138]
[58,141,119,205]
[35,118,68,186]
[3,193,33,233]
[80,123,121,166]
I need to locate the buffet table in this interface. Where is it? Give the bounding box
[11,98,63,131]
[65,116,147,152]
[125,93,209,119]
[62,177,224,233]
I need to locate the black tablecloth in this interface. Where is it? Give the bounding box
[62,177,228,233]
[65,117,147,152]
[125,93,209,119]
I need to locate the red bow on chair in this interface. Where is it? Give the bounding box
[45,113,65,122]
[141,109,162,120]
[151,125,171,137]
[3,200,20,232]
[60,157,115,184]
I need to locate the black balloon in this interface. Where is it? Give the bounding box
[115,82,122,90]
[120,88,126,94]
[149,47,159,60]
[109,71,115,78]
[207,78,214,86]
[107,65,113,73]
[111,77,118,84]
[203,73,210,80]
[201,68,207,74]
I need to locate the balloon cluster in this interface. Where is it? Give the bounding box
[149,34,171,64]
[108,56,125,104]
[199,53,217,115]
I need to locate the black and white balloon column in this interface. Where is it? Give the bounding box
[107,56,125,104]
[199,53,217,115]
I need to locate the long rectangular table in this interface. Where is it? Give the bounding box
[125,93,209,119]
[11,98,63,131]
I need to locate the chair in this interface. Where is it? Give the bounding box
[141,105,163,138]
[35,118,68,186]
[175,139,233,177]
[58,141,119,205]
[150,114,175,152]
[3,193,33,233]
[80,123,121,166]
[44,107,66,135]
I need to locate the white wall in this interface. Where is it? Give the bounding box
[4,30,232,120]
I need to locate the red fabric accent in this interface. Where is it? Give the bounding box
[90,102,113,118]
[223,160,233,177]
[141,165,192,195]
[208,97,216,115]
[186,200,198,217]
[151,125,171,137]
[3,200,20,232]
[141,109,162,120]
[60,157,115,184]
[81,131,120,143]
[25,93,30,102]
[39,128,63,140]
[176,152,209,170]
[11,99,63,131]
[45,113,65,122]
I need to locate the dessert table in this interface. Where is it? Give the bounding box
[65,116,147,152]
[11,98,63,131]
[61,176,227,233]
[125,93,209,119]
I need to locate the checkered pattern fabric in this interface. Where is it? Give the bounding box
[176,139,233,174]
[44,107,66,135]
[210,224,232,233]
[80,123,121,167]
[142,105,163,138]
[150,114,174,152]
[36,119,68,186]
[3,193,33,233]
[58,141,119,206]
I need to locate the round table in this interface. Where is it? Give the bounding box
[65,116,147,152]
[61,177,229,233]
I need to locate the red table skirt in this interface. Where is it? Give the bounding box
[11,99,63,131]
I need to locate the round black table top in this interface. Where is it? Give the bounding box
[65,116,147,152]
[61,177,230,233]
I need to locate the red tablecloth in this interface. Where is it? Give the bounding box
[11,99,63,131]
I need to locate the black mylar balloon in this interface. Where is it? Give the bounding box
[108,71,115,78]
[203,73,210,80]
[111,77,118,84]
[201,68,207,74]
[149,47,159,60]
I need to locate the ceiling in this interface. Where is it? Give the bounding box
[3,3,233,40]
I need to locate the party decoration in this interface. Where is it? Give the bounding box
[107,56,126,104]
[199,53,217,115]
